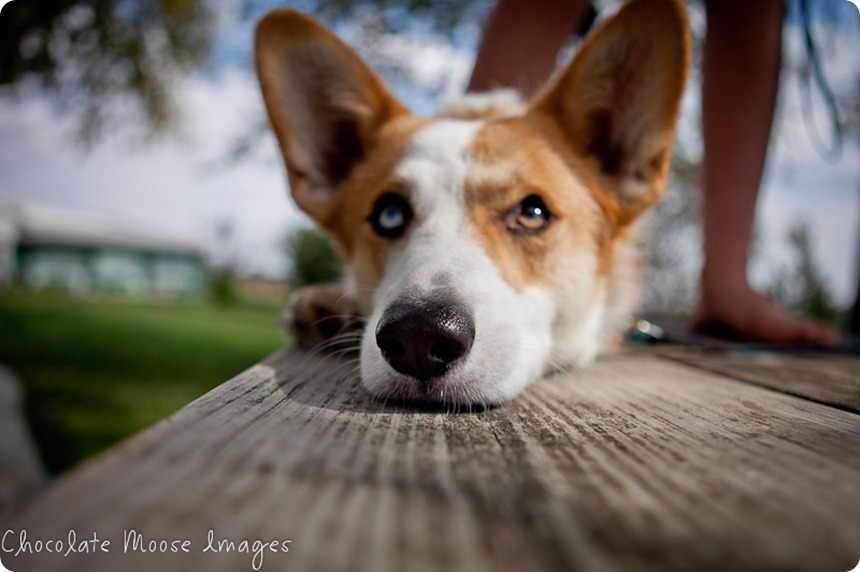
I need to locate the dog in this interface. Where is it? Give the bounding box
[255,0,690,406]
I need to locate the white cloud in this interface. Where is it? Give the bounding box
[0,67,308,279]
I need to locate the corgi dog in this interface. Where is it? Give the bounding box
[255,0,690,406]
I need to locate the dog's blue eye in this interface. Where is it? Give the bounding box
[368,192,413,238]
[379,205,404,229]
[511,194,552,233]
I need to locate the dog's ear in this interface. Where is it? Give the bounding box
[529,0,689,227]
[256,10,408,222]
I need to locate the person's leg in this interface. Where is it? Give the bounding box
[468,0,592,98]
[694,0,839,345]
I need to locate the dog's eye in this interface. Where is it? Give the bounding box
[509,194,553,233]
[368,192,413,238]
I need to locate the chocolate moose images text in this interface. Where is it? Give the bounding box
[2,529,292,571]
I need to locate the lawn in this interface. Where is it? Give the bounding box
[0,291,286,474]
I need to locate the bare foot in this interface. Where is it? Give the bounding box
[692,283,840,347]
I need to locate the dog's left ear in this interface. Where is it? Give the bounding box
[529,0,690,227]
[256,10,408,223]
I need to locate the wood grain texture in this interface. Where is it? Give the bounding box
[654,346,860,413]
[2,349,859,572]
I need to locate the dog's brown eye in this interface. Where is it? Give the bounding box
[509,194,552,234]
[368,192,413,238]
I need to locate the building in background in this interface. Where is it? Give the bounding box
[0,202,207,299]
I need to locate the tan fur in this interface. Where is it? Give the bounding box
[323,115,430,314]
[465,118,603,292]
[256,10,409,223]
[446,89,527,121]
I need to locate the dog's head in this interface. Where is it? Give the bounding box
[256,0,689,405]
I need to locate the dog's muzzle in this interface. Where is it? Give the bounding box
[375,298,475,382]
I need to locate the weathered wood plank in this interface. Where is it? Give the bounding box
[2,349,859,572]
[653,345,860,413]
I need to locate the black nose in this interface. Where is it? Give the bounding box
[375,299,475,382]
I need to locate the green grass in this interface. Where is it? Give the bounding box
[0,290,286,474]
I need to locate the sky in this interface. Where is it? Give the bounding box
[0,0,858,307]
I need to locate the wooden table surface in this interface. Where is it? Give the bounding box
[2,346,858,572]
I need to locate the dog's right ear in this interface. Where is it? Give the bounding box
[528,0,689,228]
[256,10,408,222]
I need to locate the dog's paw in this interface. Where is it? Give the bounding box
[281,284,363,350]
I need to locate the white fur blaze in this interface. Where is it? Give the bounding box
[360,121,557,405]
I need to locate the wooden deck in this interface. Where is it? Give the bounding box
[2,345,858,572]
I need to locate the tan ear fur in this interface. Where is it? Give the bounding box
[529,0,690,227]
[255,10,408,222]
